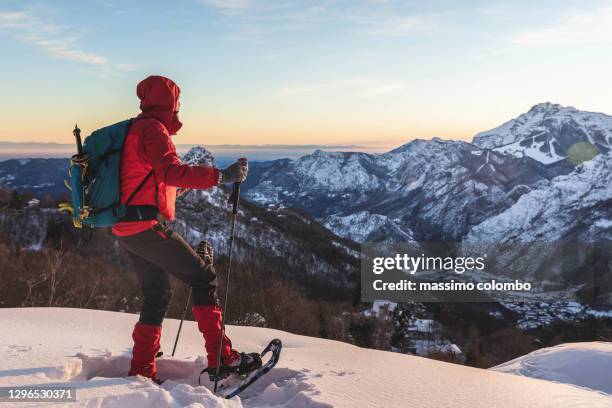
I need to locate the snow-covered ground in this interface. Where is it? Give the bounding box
[492,342,612,395]
[1,308,611,408]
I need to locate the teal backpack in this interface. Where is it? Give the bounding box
[61,119,158,228]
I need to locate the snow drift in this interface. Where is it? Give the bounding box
[0,308,611,407]
[492,342,612,395]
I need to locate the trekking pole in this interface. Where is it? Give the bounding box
[171,291,191,357]
[214,180,241,393]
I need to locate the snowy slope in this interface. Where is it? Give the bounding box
[322,211,414,243]
[492,342,612,395]
[473,103,612,164]
[1,308,612,408]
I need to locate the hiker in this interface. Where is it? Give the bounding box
[112,75,261,381]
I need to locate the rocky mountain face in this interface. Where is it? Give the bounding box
[244,138,566,241]
[473,103,612,165]
[322,211,415,243]
[466,153,611,243]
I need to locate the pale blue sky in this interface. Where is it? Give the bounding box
[1,0,612,147]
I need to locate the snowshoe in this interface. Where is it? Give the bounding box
[199,339,282,399]
[204,351,262,381]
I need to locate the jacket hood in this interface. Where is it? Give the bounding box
[136,75,182,135]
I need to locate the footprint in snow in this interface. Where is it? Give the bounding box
[7,345,32,352]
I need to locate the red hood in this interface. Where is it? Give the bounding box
[136,75,182,135]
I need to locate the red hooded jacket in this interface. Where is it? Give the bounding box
[112,76,220,236]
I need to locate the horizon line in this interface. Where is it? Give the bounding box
[0,141,374,150]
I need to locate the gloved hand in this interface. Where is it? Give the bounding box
[220,158,248,184]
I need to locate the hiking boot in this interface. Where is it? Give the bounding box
[192,304,262,380]
[205,351,262,381]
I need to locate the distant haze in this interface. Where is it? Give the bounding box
[0,141,387,162]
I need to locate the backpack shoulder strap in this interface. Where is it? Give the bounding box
[124,170,154,206]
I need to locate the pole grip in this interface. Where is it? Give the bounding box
[73,124,83,155]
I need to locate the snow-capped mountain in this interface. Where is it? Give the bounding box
[244,150,386,217]
[245,138,563,241]
[180,145,216,167]
[473,103,612,164]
